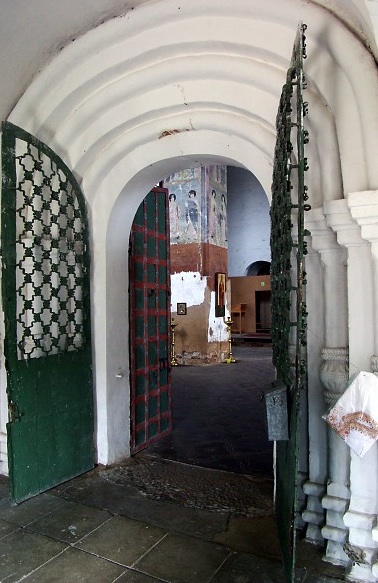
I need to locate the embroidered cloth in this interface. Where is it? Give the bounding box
[324,371,378,458]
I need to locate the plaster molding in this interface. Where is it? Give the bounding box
[347,191,378,250]
[324,199,366,248]
[347,190,378,225]
[306,207,341,254]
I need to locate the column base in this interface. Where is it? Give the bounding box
[322,494,351,566]
[302,480,326,545]
[344,511,378,582]
[321,525,350,566]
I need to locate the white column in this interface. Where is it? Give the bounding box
[305,208,350,564]
[347,191,378,580]
[300,209,327,545]
[326,198,378,583]
[320,347,350,566]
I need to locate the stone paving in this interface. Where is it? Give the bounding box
[0,463,345,582]
[0,346,346,582]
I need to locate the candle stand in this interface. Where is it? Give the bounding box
[223,316,236,363]
[170,319,178,366]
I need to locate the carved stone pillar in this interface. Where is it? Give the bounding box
[320,347,350,566]
[306,208,350,564]
[347,191,378,580]
[300,209,330,545]
[326,198,378,583]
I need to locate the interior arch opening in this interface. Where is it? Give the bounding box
[246,261,271,276]
[127,163,275,487]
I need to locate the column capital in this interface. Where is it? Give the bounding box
[305,207,340,254]
[347,191,378,246]
[324,199,365,249]
[347,190,378,226]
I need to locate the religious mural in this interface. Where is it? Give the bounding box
[164,165,227,247]
[165,168,202,244]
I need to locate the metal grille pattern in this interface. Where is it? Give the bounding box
[270,23,310,583]
[270,22,309,388]
[14,137,86,359]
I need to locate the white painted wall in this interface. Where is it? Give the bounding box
[227,167,271,277]
[171,272,207,310]
[0,3,377,535]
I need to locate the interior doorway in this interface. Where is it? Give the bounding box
[129,166,274,481]
[256,290,272,333]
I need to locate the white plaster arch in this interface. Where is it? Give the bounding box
[4,0,378,464]
[90,129,273,463]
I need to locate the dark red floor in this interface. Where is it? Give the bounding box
[146,345,275,477]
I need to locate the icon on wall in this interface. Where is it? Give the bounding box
[177,302,187,315]
[215,272,226,317]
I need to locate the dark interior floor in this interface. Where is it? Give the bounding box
[146,344,275,477]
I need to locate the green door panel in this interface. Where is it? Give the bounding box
[129,188,172,453]
[1,121,94,503]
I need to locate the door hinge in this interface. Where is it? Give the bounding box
[8,400,21,423]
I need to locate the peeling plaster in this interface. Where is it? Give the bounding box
[208,290,229,343]
[171,271,207,308]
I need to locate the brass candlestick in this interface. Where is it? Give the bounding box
[170,318,178,366]
[223,316,236,363]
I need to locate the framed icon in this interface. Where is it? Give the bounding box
[215,272,226,317]
[177,302,187,315]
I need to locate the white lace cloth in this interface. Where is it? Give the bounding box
[324,371,378,458]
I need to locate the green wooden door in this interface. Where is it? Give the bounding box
[129,188,172,453]
[270,24,309,583]
[1,122,94,503]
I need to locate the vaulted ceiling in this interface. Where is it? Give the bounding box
[1,0,377,123]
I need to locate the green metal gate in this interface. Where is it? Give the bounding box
[129,188,172,453]
[1,121,94,503]
[270,24,310,582]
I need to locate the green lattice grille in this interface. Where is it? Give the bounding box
[270,23,309,389]
[14,139,85,359]
[270,23,310,583]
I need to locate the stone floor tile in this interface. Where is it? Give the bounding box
[0,492,70,526]
[21,547,125,582]
[209,551,285,582]
[25,497,112,543]
[213,515,281,558]
[51,473,136,515]
[295,539,346,582]
[115,492,229,541]
[0,518,18,539]
[0,528,66,583]
[56,472,229,541]
[134,532,231,583]
[75,515,167,566]
[113,567,167,582]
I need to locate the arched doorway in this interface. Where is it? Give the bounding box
[127,167,275,479]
